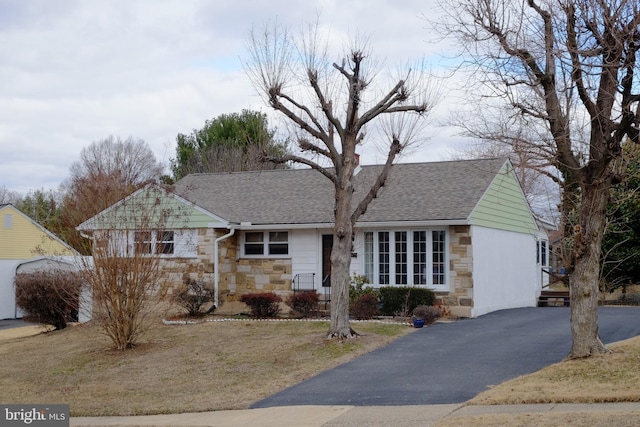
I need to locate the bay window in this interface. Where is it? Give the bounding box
[363,229,448,288]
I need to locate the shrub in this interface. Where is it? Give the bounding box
[240,292,282,318]
[349,274,378,304]
[412,305,441,325]
[350,294,379,320]
[286,291,320,318]
[14,270,82,330]
[378,287,436,316]
[171,276,213,317]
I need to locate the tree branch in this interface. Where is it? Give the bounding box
[265,152,338,185]
[358,79,424,128]
[307,69,341,158]
[298,137,332,159]
[269,89,328,143]
[350,136,402,224]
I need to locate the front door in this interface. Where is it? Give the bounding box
[321,234,333,288]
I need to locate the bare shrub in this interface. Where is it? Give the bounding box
[240,292,282,318]
[78,186,184,350]
[286,291,319,318]
[411,305,441,325]
[171,275,213,317]
[14,270,81,330]
[350,294,379,320]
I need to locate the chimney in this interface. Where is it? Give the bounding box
[354,153,361,175]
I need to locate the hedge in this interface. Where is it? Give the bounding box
[378,286,436,316]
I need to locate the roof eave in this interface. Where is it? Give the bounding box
[214,219,471,230]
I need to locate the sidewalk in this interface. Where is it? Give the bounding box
[71,402,640,427]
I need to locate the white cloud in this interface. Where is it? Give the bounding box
[0,0,466,194]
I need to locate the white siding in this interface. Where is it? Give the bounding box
[290,229,321,289]
[0,260,18,319]
[350,232,364,278]
[472,226,539,317]
[102,229,197,258]
[174,229,198,258]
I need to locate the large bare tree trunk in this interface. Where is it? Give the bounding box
[328,225,355,338]
[569,180,610,357]
[327,156,358,338]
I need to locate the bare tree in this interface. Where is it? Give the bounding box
[439,0,640,357]
[61,136,165,254]
[0,186,22,205]
[70,135,165,186]
[245,22,437,338]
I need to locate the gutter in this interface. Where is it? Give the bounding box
[213,228,235,308]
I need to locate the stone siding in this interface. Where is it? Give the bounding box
[162,228,217,294]
[440,225,474,316]
[232,258,292,300]
[160,229,292,305]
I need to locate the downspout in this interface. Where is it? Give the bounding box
[214,228,235,308]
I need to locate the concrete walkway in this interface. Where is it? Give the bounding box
[70,402,640,426]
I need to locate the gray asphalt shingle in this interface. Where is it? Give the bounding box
[173,158,508,225]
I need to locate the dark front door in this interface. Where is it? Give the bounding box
[322,234,333,287]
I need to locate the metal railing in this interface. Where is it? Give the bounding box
[292,273,315,293]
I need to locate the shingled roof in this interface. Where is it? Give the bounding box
[172,158,510,226]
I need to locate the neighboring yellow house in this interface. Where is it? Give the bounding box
[0,204,76,259]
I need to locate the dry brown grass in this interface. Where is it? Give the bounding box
[437,412,640,427]
[467,335,640,405]
[434,335,640,427]
[0,317,412,416]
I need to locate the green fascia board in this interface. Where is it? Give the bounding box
[469,161,539,235]
[77,185,227,231]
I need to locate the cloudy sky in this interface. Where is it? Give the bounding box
[0,0,465,194]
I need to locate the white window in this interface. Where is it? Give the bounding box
[378,231,390,284]
[537,239,548,266]
[134,230,175,255]
[268,231,289,255]
[134,231,152,255]
[413,231,427,285]
[245,232,264,255]
[432,230,446,285]
[3,214,12,229]
[364,232,374,283]
[156,231,175,255]
[243,231,289,256]
[395,231,408,285]
[363,229,448,288]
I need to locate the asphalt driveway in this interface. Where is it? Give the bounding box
[0,319,34,330]
[251,306,640,408]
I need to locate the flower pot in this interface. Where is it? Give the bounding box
[413,318,425,328]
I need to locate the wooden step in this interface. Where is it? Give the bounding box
[538,290,570,307]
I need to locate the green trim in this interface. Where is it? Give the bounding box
[470,162,538,235]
